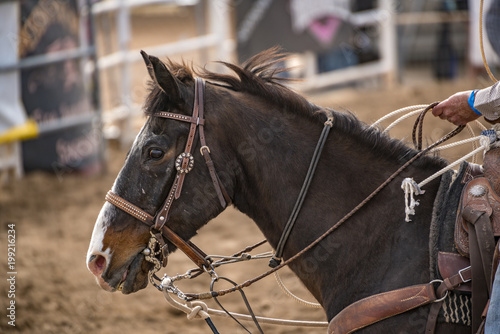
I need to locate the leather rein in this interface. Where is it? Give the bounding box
[105,78,231,285]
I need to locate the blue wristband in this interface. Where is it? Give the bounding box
[468,90,482,116]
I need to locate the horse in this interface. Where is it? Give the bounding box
[86,48,470,333]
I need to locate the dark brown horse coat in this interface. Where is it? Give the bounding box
[87,48,469,333]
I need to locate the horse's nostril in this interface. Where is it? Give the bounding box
[88,254,107,277]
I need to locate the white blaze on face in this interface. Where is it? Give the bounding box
[87,123,148,267]
[87,123,147,282]
[86,202,114,269]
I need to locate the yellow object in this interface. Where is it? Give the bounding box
[0,119,39,144]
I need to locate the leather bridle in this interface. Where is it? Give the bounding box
[105,77,231,273]
[101,79,476,334]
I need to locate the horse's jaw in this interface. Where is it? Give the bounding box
[116,252,151,294]
[88,248,151,294]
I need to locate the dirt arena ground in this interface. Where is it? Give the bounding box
[1,5,496,334]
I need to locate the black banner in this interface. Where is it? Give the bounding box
[19,0,103,174]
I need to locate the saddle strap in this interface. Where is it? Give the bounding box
[463,207,496,295]
[328,283,437,334]
[427,198,497,333]
[326,267,473,334]
[463,206,496,333]
[426,267,473,333]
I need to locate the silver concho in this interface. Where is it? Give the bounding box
[469,185,486,197]
[175,152,194,174]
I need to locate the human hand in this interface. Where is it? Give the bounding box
[432,90,481,125]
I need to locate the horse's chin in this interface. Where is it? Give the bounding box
[118,253,151,294]
[95,253,151,294]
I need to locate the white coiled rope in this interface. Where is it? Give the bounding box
[400,133,492,222]
[371,105,429,130]
[419,135,491,188]
[372,105,494,222]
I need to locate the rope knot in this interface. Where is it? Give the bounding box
[186,301,210,320]
[479,133,493,153]
[401,178,425,222]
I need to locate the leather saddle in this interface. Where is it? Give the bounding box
[443,147,500,332]
[455,148,500,257]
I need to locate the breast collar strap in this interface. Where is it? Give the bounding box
[105,78,231,270]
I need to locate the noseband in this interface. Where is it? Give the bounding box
[105,78,231,281]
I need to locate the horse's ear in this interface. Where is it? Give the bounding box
[140,50,184,104]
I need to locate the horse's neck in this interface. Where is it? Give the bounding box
[227,111,401,247]
[223,108,443,314]
[227,109,329,245]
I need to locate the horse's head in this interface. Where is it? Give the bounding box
[87,51,230,294]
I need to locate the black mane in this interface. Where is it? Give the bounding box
[144,48,446,168]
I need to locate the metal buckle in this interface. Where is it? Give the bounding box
[430,279,449,303]
[200,145,210,156]
[459,266,472,283]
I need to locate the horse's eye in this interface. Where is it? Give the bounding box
[149,148,164,160]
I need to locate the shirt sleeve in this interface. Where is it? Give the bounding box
[474,81,500,121]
